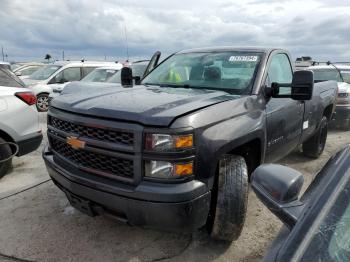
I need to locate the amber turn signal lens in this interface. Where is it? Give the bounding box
[175,162,193,176]
[174,135,193,149]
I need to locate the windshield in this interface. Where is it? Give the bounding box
[300,180,350,262]
[312,69,343,82]
[29,65,61,80]
[82,68,119,82]
[141,51,262,94]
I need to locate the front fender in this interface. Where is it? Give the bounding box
[172,95,266,188]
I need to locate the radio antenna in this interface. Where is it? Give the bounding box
[124,24,129,61]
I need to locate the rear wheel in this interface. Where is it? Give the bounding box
[0,137,13,179]
[302,116,328,158]
[36,93,49,112]
[207,155,249,242]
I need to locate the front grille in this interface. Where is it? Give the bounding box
[50,137,134,179]
[49,116,134,147]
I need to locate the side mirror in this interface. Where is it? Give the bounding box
[58,78,66,84]
[121,67,133,86]
[15,71,22,76]
[291,70,314,100]
[251,164,304,228]
[134,76,141,85]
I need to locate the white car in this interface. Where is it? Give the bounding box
[308,64,350,129]
[23,61,118,112]
[13,63,44,78]
[49,64,123,99]
[0,68,42,178]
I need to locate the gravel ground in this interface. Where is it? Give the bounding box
[0,113,349,262]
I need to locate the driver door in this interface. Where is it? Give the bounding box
[265,53,304,162]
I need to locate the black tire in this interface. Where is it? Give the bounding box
[36,93,49,112]
[302,116,328,158]
[208,155,249,242]
[0,137,13,179]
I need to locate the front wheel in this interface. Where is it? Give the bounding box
[36,93,49,112]
[207,155,249,242]
[302,116,328,158]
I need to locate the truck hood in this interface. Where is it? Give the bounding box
[61,81,121,94]
[51,85,240,126]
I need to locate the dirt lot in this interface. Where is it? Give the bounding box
[0,113,349,262]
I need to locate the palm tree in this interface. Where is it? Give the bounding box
[44,54,52,62]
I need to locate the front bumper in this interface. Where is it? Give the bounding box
[43,146,211,232]
[331,105,350,128]
[17,132,43,156]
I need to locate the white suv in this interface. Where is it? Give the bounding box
[0,68,42,178]
[23,61,118,111]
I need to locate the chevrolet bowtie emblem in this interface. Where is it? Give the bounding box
[67,136,85,150]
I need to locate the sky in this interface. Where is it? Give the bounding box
[1,0,350,62]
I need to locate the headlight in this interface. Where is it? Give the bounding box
[145,133,194,151]
[144,160,193,179]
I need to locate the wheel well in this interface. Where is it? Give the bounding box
[0,130,16,153]
[323,104,334,121]
[37,92,49,96]
[227,139,262,176]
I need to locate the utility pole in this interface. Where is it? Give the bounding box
[1,46,4,61]
[62,50,65,61]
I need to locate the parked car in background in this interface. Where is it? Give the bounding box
[44,47,336,242]
[252,144,350,261]
[294,56,314,70]
[10,63,23,71]
[308,64,350,129]
[0,68,42,178]
[81,64,123,83]
[13,63,44,78]
[0,62,11,71]
[108,60,150,84]
[49,60,150,101]
[48,64,123,102]
[23,61,117,112]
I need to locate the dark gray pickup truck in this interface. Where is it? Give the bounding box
[43,47,337,242]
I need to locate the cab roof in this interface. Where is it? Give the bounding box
[177,46,281,54]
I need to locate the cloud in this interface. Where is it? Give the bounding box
[0,0,350,62]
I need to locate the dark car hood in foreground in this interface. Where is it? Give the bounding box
[51,84,241,126]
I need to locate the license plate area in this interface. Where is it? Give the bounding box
[65,191,95,217]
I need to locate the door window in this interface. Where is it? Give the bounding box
[267,53,293,95]
[82,67,97,78]
[54,67,81,83]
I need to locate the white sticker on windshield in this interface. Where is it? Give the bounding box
[229,56,258,62]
